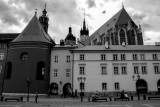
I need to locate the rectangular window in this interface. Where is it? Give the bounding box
[80,83,85,90]
[101,66,107,75]
[154,66,160,74]
[115,82,120,90]
[102,83,107,90]
[101,54,106,60]
[140,54,145,60]
[66,55,70,62]
[134,66,139,74]
[121,54,126,60]
[114,67,119,75]
[54,69,58,77]
[133,54,138,60]
[121,66,127,74]
[54,56,58,62]
[113,54,118,60]
[66,69,70,77]
[0,65,2,74]
[142,66,147,74]
[79,66,85,75]
[153,54,158,60]
[0,53,4,60]
[80,54,85,60]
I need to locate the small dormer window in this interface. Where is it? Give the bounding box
[21,52,28,61]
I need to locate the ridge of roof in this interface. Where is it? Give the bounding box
[12,14,52,44]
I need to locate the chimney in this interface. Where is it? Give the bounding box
[60,39,65,46]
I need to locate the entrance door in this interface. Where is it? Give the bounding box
[157,80,160,94]
[50,83,59,95]
[63,83,71,97]
[136,79,147,93]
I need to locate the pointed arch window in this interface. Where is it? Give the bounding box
[5,62,12,79]
[36,62,45,80]
[119,29,126,45]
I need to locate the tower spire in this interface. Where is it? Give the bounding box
[43,3,47,16]
[122,2,124,8]
[83,10,86,30]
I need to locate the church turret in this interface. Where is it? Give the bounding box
[39,4,49,33]
[65,26,76,45]
[79,13,90,46]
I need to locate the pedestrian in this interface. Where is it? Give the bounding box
[73,89,78,99]
[35,92,38,103]
[121,90,124,101]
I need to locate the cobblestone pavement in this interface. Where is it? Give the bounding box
[0,97,160,107]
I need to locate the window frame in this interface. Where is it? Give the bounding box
[115,82,120,90]
[102,83,107,90]
[101,54,106,61]
[133,54,138,60]
[121,54,126,60]
[54,69,58,77]
[113,54,118,61]
[80,54,85,60]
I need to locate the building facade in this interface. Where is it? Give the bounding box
[72,45,160,94]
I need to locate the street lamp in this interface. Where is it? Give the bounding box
[132,74,140,100]
[26,76,33,102]
[77,77,86,102]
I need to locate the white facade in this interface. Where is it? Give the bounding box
[50,45,77,94]
[72,45,160,94]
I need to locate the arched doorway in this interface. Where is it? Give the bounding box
[50,83,59,95]
[157,79,160,94]
[136,79,147,93]
[63,83,71,97]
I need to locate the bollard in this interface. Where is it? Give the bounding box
[0,96,4,101]
[131,96,133,100]
[143,95,146,100]
[20,97,23,101]
[110,97,112,101]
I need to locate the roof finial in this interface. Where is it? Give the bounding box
[45,3,46,10]
[122,2,124,8]
[35,9,37,15]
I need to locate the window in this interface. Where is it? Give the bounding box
[102,83,107,90]
[54,56,58,62]
[153,54,158,60]
[66,69,70,77]
[66,55,70,62]
[114,67,119,75]
[0,53,4,60]
[121,66,127,74]
[80,54,85,60]
[121,54,126,60]
[133,54,138,60]
[21,52,28,61]
[113,54,118,60]
[154,66,160,74]
[115,82,120,90]
[80,83,85,90]
[36,62,45,80]
[101,67,107,75]
[140,54,145,60]
[5,62,12,79]
[142,66,147,74]
[0,65,2,74]
[54,69,58,77]
[101,54,106,60]
[79,66,85,75]
[119,29,126,45]
[134,66,139,74]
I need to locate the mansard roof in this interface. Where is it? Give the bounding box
[90,7,134,40]
[12,14,53,44]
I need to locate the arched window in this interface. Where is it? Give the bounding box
[131,29,136,45]
[36,62,45,80]
[5,62,12,79]
[20,52,28,61]
[119,29,126,45]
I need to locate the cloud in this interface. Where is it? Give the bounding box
[86,0,96,8]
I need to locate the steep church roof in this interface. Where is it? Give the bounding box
[90,7,134,39]
[12,14,52,44]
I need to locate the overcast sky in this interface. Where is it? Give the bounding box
[0,0,160,45]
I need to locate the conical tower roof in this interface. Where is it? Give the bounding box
[12,14,52,44]
[90,7,134,39]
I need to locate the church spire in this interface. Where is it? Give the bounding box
[83,11,86,30]
[39,3,49,34]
